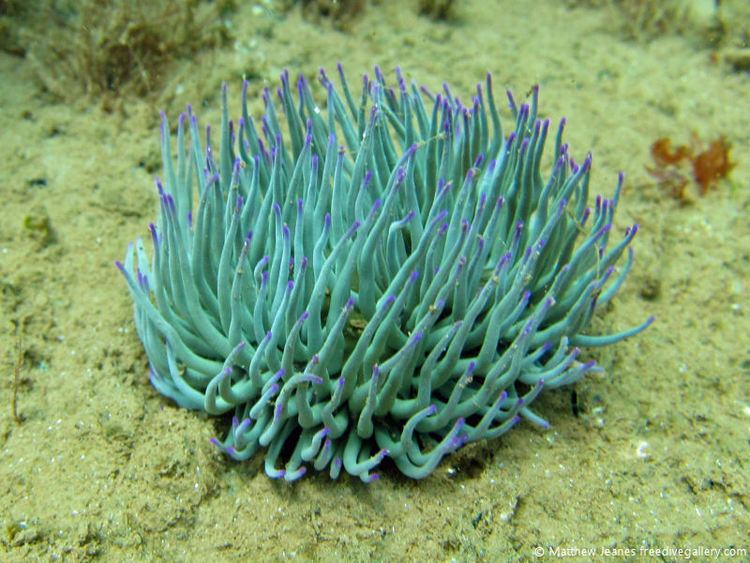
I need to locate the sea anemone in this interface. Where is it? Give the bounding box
[117,66,652,482]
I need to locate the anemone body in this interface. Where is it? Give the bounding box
[118,66,652,482]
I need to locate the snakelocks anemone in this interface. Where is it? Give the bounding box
[117,66,653,482]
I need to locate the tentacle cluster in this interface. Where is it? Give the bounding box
[117,66,652,481]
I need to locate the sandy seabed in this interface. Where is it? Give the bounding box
[1,0,748,560]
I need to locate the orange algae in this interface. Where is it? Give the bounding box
[647,134,735,200]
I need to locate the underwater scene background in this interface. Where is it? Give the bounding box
[0,0,748,559]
